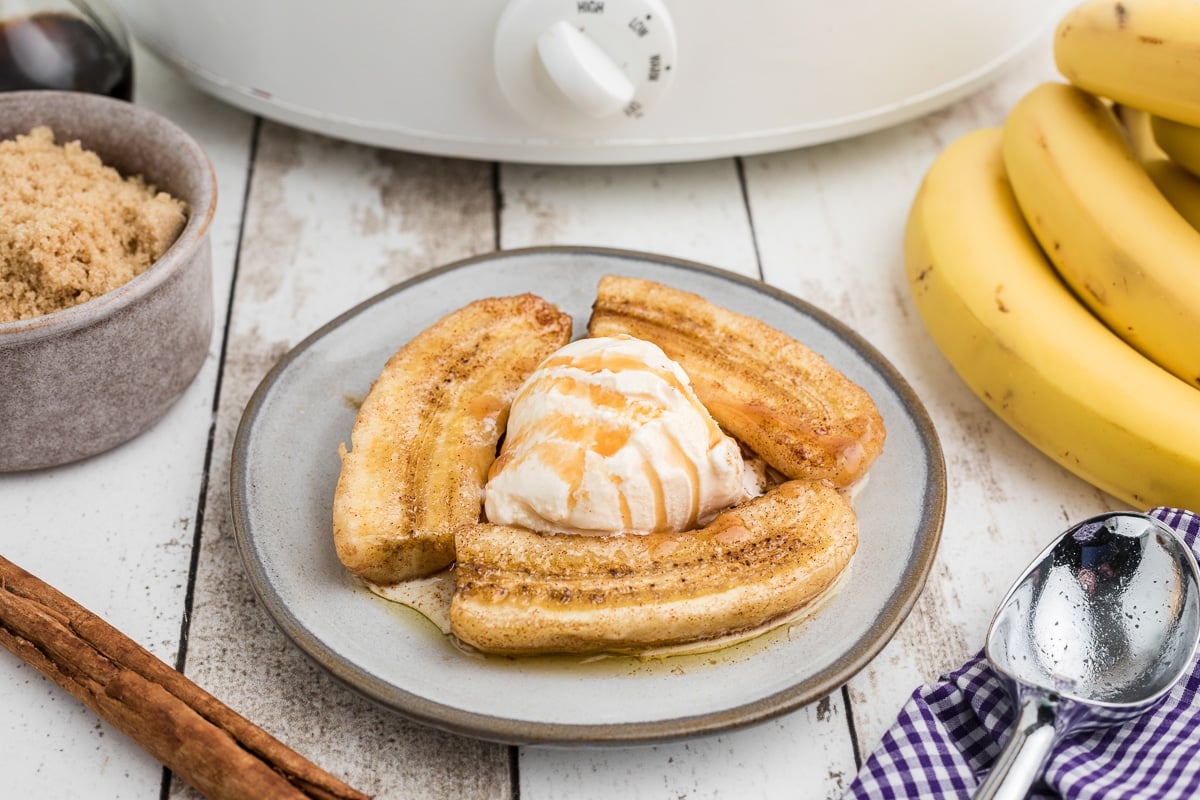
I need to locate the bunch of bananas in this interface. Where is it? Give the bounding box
[905,0,1200,509]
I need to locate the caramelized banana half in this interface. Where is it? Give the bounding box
[450,479,857,655]
[588,275,885,487]
[333,294,572,584]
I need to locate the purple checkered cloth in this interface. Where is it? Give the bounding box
[845,507,1200,800]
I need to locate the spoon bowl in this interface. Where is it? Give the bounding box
[975,512,1200,800]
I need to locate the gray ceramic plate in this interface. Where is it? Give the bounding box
[231,246,946,745]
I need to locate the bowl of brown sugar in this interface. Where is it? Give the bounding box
[0,91,216,471]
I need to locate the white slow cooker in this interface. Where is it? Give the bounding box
[111,0,1067,164]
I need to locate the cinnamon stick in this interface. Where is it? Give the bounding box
[0,554,370,800]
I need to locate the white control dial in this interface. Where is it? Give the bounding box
[495,0,677,131]
[536,20,636,118]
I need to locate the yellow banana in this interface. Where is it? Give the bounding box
[1114,103,1167,162]
[1056,0,1200,126]
[1144,159,1200,232]
[1003,82,1200,388]
[1151,114,1200,178]
[1117,105,1200,230]
[905,127,1200,510]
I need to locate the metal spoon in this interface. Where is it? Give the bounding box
[974,512,1200,800]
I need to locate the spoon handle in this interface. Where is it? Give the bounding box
[974,695,1058,800]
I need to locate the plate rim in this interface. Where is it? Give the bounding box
[230,245,947,745]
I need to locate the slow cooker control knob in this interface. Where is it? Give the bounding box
[494,0,677,130]
[536,20,635,118]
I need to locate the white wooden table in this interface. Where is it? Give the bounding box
[1,39,1126,799]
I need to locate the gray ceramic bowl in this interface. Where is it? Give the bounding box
[0,91,216,472]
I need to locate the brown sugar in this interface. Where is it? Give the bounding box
[0,126,187,323]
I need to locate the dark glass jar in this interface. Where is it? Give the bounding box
[0,0,132,99]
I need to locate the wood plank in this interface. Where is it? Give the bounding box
[742,42,1123,759]
[0,47,255,798]
[500,159,759,276]
[523,703,858,800]
[172,119,510,799]
[499,160,858,799]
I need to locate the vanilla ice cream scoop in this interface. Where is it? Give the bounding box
[484,335,749,535]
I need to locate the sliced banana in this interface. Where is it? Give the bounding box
[588,275,885,488]
[333,294,572,584]
[450,479,858,655]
